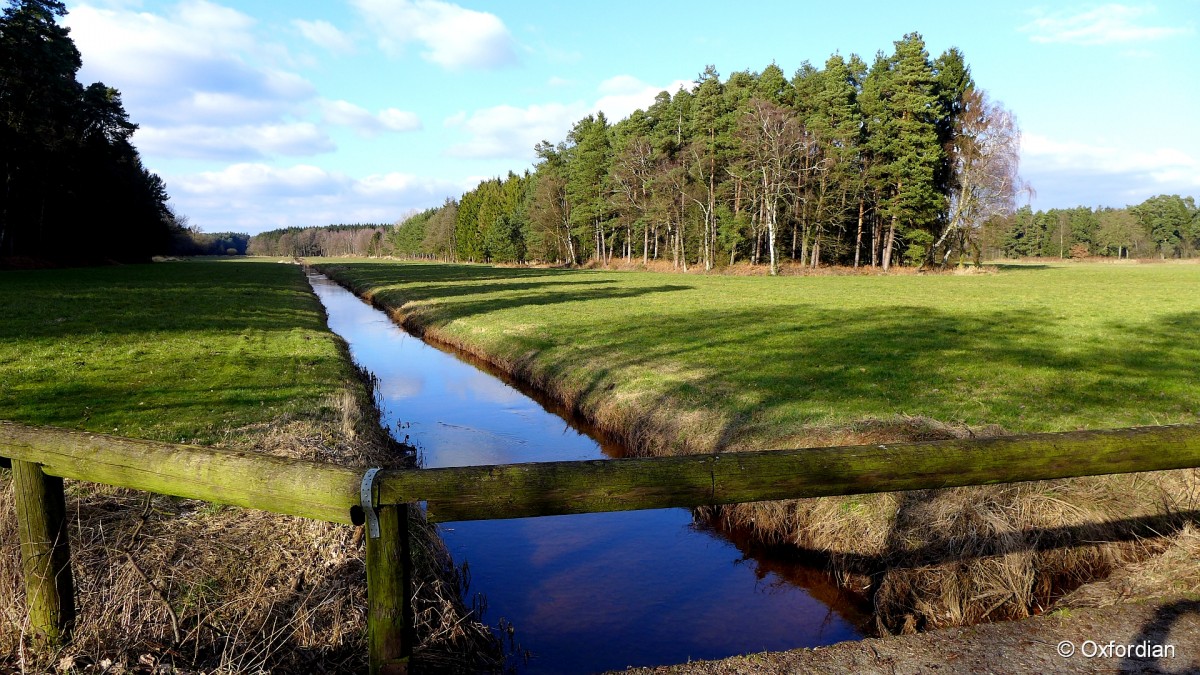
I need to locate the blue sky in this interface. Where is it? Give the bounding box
[61,0,1199,234]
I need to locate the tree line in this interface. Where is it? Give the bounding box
[982,194,1200,260]
[170,229,250,257]
[392,33,1023,273]
[247,224,394,258]
[0,0,184,265]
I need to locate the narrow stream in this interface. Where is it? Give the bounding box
[307,271,868,673]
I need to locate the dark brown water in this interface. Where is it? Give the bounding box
[307,271,868,673]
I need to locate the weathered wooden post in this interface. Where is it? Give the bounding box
[367,503,413,674]
[363,464,412,675]
[10,459,76,648]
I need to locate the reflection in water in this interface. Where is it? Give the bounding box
[378,375,423,401]
[307,271,867,673]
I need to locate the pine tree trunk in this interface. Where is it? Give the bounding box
[871,215,881,268]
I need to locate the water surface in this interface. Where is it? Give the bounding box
[308,271,866,673]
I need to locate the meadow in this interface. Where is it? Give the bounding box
[0,259,489,671]
[313,258,1200,634]
[0,259,350,444]
[311,260,1200,453]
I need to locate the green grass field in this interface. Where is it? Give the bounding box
[0,259,353,444]
[313,259,1200,452]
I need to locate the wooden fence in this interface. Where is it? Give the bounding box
[5,420,1200,673]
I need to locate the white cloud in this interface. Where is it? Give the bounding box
[135,123,335,160]
[66,2,316,128]
[319,99,422,136]
[351,0,517,70]
[377,109,422,132]
[68,3,424,162]
[174,0,254,35]
[170,164,462,233]
[293,19,354,54]
[177,92,290,125]
[445,102,587,159]
[594,75,691,122]
[355,172,445,196]
[444,76,692,160]
[1021,4,1193,45]
[1023,133,1197,178]
[177,163,344,197]
[1021,132,1200,207]
[597,75,647,95]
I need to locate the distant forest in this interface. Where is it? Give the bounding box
[986,196,1200,260]
[384,33,1020,273]
[369,34,1194,269]
[0,0,192,264]
[247,224,392,257]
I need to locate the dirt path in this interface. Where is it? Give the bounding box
[612,594,1200,674]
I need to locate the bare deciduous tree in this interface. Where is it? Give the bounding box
[738,99,808,275]
[934,89,1023,266]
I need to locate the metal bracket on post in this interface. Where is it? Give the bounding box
[360,467,382,539]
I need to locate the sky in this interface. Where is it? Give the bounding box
[59,0,1200,235]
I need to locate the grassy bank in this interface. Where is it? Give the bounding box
[312,258,1200,634]
[310,259,1199,448]
[0,259,347,444]
[1,259,493,671]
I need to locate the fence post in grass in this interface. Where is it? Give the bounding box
[367,502,413,675]
[11,459,75,649]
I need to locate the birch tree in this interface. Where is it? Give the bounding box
[738,99,804,275]
[934,88,1022,266]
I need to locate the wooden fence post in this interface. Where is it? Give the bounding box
[11,459,75,649]
[367,503,412,675]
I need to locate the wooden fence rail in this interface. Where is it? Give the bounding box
[5,420,1200,673]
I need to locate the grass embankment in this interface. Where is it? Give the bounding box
[1,260,493,672]
[312,259,1200,634]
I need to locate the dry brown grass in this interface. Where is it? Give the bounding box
[1,370,499,673]
[1060,522,1200,609]
[700,416,1200,636]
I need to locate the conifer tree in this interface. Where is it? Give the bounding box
[862,33,944,270]
[566,113,613,263]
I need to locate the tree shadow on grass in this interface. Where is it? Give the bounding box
[319,260,696,328]
[0,261,353,440]
[545,304,1200,447]
[311,260,591,290]
[1,261,333,340]
[987,263,1053,271]
[318,260,1200,449]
